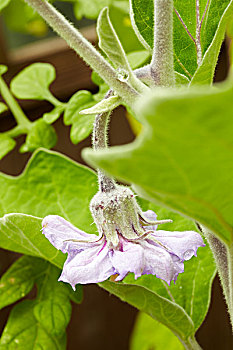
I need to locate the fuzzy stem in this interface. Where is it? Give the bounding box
[92,90,116,192]
[24,0,139,107]
[0,76,31,130]
[151,0,175,87]
[195,0,202,66]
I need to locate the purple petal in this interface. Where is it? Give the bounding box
[149,230,205,261]
[111,238,178,284]
[141,240,178,284]
[59,241,115,288]
[110,239,145,280]
[141,210,158,231]
[42,215,98,253]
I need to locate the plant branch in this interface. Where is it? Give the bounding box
[0,76,31,129]
[24,0,139,107]
[151,0,175,87]
[195,0,202,65]
[92,90,116,192]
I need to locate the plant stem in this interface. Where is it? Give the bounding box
[0,76,31,130]
[182,335,203,350]
[227,242,233,327]
[24,0,139,107]
[151,0,175,87]
[92,90,116,192]
[195,0,202,66]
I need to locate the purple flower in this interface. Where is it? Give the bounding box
[42,186,204,290]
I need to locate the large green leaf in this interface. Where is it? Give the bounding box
[0,149,98,233]
[0,214,64,267]
[83,82,233,245]
[34,264,72,336]
[0,300,66,350]
[129,0,233,81]
[130,312,184,350]
[101,280,194,342]
[0,256,47,310]
[10,63,60,105]
[0,259,81,349]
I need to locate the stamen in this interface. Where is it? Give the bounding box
[139,213,173,226]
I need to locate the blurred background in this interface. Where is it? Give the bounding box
[0,1,233,349]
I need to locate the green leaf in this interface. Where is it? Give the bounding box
[130,312,184,350]
[10,63,59,104]
[0,65,7,75]
[129,0,154,50]
[191,1,233,85]
[0,134,16,160]
[43,105,65,124]
[0,102,7,114]
[0,149,98,233]
[20,119,57,153]
[0,256,47,310]
[96,7,144,92]
[34,264,72,336]
[80,95,121,115]
[97,7,132,72]
[130,0,233,81]
[83,83,233,244]
[0,0,10,12]
[2,0,46,35]
[0,300,66,350]
[0,214,65,268]
[127,50,150,69]
[64,90,96,144]
[100,280,194,342]
[74,0,111,20]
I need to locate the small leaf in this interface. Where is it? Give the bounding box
[0,102,7,114]
[127,50,150,69]
[80,95,121,115]
[10,63,58,104]
[43,105,65,124]
[0,65,7,75]
[70,114,95,144]
[0,134,16,160]
[64,90,96,144]
[20,119,57,153]
[0,300,66,350]
[97,7,132,72]
[130,312,184,350]
[0,0,11,11]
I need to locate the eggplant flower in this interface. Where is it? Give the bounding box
[42,186,204,289]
